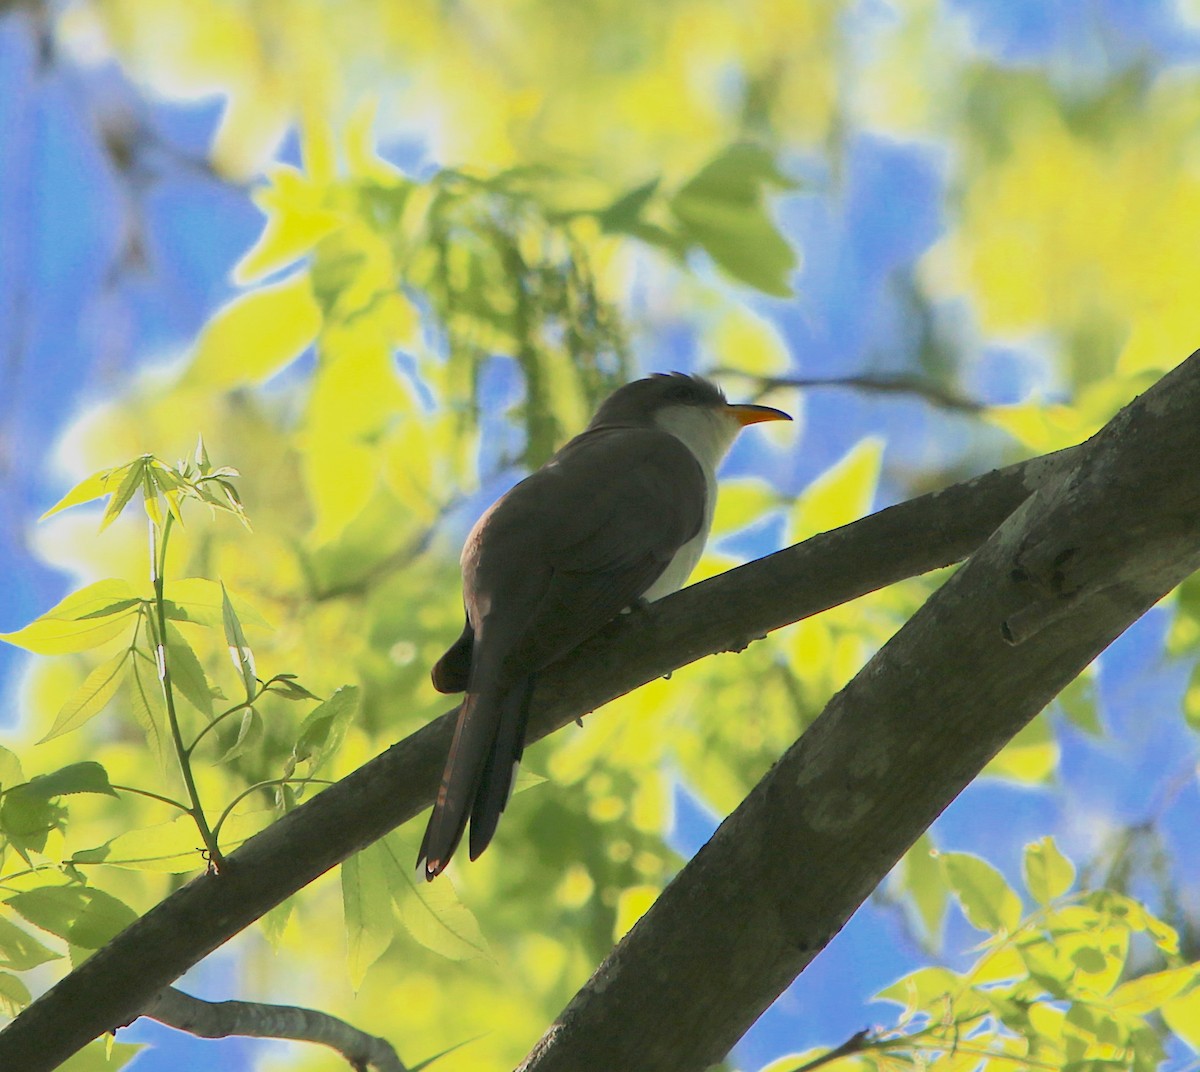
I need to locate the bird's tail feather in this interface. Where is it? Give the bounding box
[469,675,535,860]
[418,675,535,879]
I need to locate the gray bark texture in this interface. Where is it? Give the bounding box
[143,987,406,1071]
[0,350,1197,1072]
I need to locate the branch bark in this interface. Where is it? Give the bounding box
[142,987,406,1072]
[517,351,1200,1071]
[3,354,1194,1071]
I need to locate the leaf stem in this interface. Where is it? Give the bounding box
[151,514,224,871]
[210,777,334,847]
[109,784,191,812]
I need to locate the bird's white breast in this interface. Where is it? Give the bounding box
[640,403,742,602]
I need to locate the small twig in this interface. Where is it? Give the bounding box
[139,986,406,1072]
[709,368,988,415]
[785,1028,874,1072]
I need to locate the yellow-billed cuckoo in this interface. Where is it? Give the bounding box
[419,372,791,879]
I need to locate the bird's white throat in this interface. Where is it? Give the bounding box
[652,403,743,477]
[640,403,741,602]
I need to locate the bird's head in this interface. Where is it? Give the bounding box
[590,372,791,472]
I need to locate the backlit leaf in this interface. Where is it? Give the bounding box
[40,651,131,743]
[1023,837,1076,905]
[0,972,30,1017]
[342,841,393,988]
[943,851,1023,934]
[164,623,213,717]
[0,913,62,971]
[0,580,139,655]
[221,582,257,700]
[39,469,116,521]
[185,272,322,388]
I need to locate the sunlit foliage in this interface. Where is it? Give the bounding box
[3,1,1200,1070]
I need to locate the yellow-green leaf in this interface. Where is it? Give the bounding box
[220,582,256,700]
[1110,965,1198,1016]
[1023,836,1076,905]
[1164,985,1200,1049]
[384,835,488,961]
[40,651,130,743]
[38,469,116,522]
[162,578,271,631]
[0,580,139,655]
[790,438,884,544]
[942,851,1023,934]
[897,834,947,941]
[613,885,659,942]
[185,272,322,388]
[56,1039,142,1071]
[234,166,345,284]
[0,971,30,1017]
[342,841,393,988]
[986,715,1058,784]
[164,623,212,717]
[0,913,61,970]
[100,458,148,531]
[66,890,138,950]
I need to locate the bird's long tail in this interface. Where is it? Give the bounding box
[418,676,535,880]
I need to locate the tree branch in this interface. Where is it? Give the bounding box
[0,364,1139,1069]
[141,987,406,1072]
[515,350,1200,1071]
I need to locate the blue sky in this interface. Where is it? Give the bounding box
[2,2,1199,1069]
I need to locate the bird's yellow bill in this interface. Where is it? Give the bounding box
[730,403,792,425]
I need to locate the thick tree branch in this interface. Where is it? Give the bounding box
[0,392,1110,1069]
[516,350,1200,1072]
[142,987,406,1072]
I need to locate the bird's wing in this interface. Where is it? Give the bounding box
[470,424,708,673]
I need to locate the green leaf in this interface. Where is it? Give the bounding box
[0,794,63,860]
[386,835,488,961]
[875,965,964,1015]
[38,469,116,521]
[66,889,138,949]
[215,708,262,764]
[0,745,23,789]
[595,179,661,233]
[1163,984,1200,1049]
[942,851,1023,934]
[164,623,213,717]
[55,1039,143,1071]
[1058,670,1102,736]
[0,580,139,655]
[100,458,148,531]
[267,674,321,702]
[184,271,322,389]
[5,886,91,941]
[1023,836,1076,905]
[1184,660,1200,732]
[17,762,118,800]
[128,655,170,771]
[986,713,1058,783]
[1110,965,1198,1015]
[790,438,884,544]
[220,582,257,700]
[288,686,358,778]
[897,834,947,942]
[39,651,131,743]
[161,578,270,630]
[670,143,798,297]
[0,913,62,970]
[342,841,394,988]
[0,971,31,1016]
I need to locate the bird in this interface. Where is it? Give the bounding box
[418,372,791,879]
